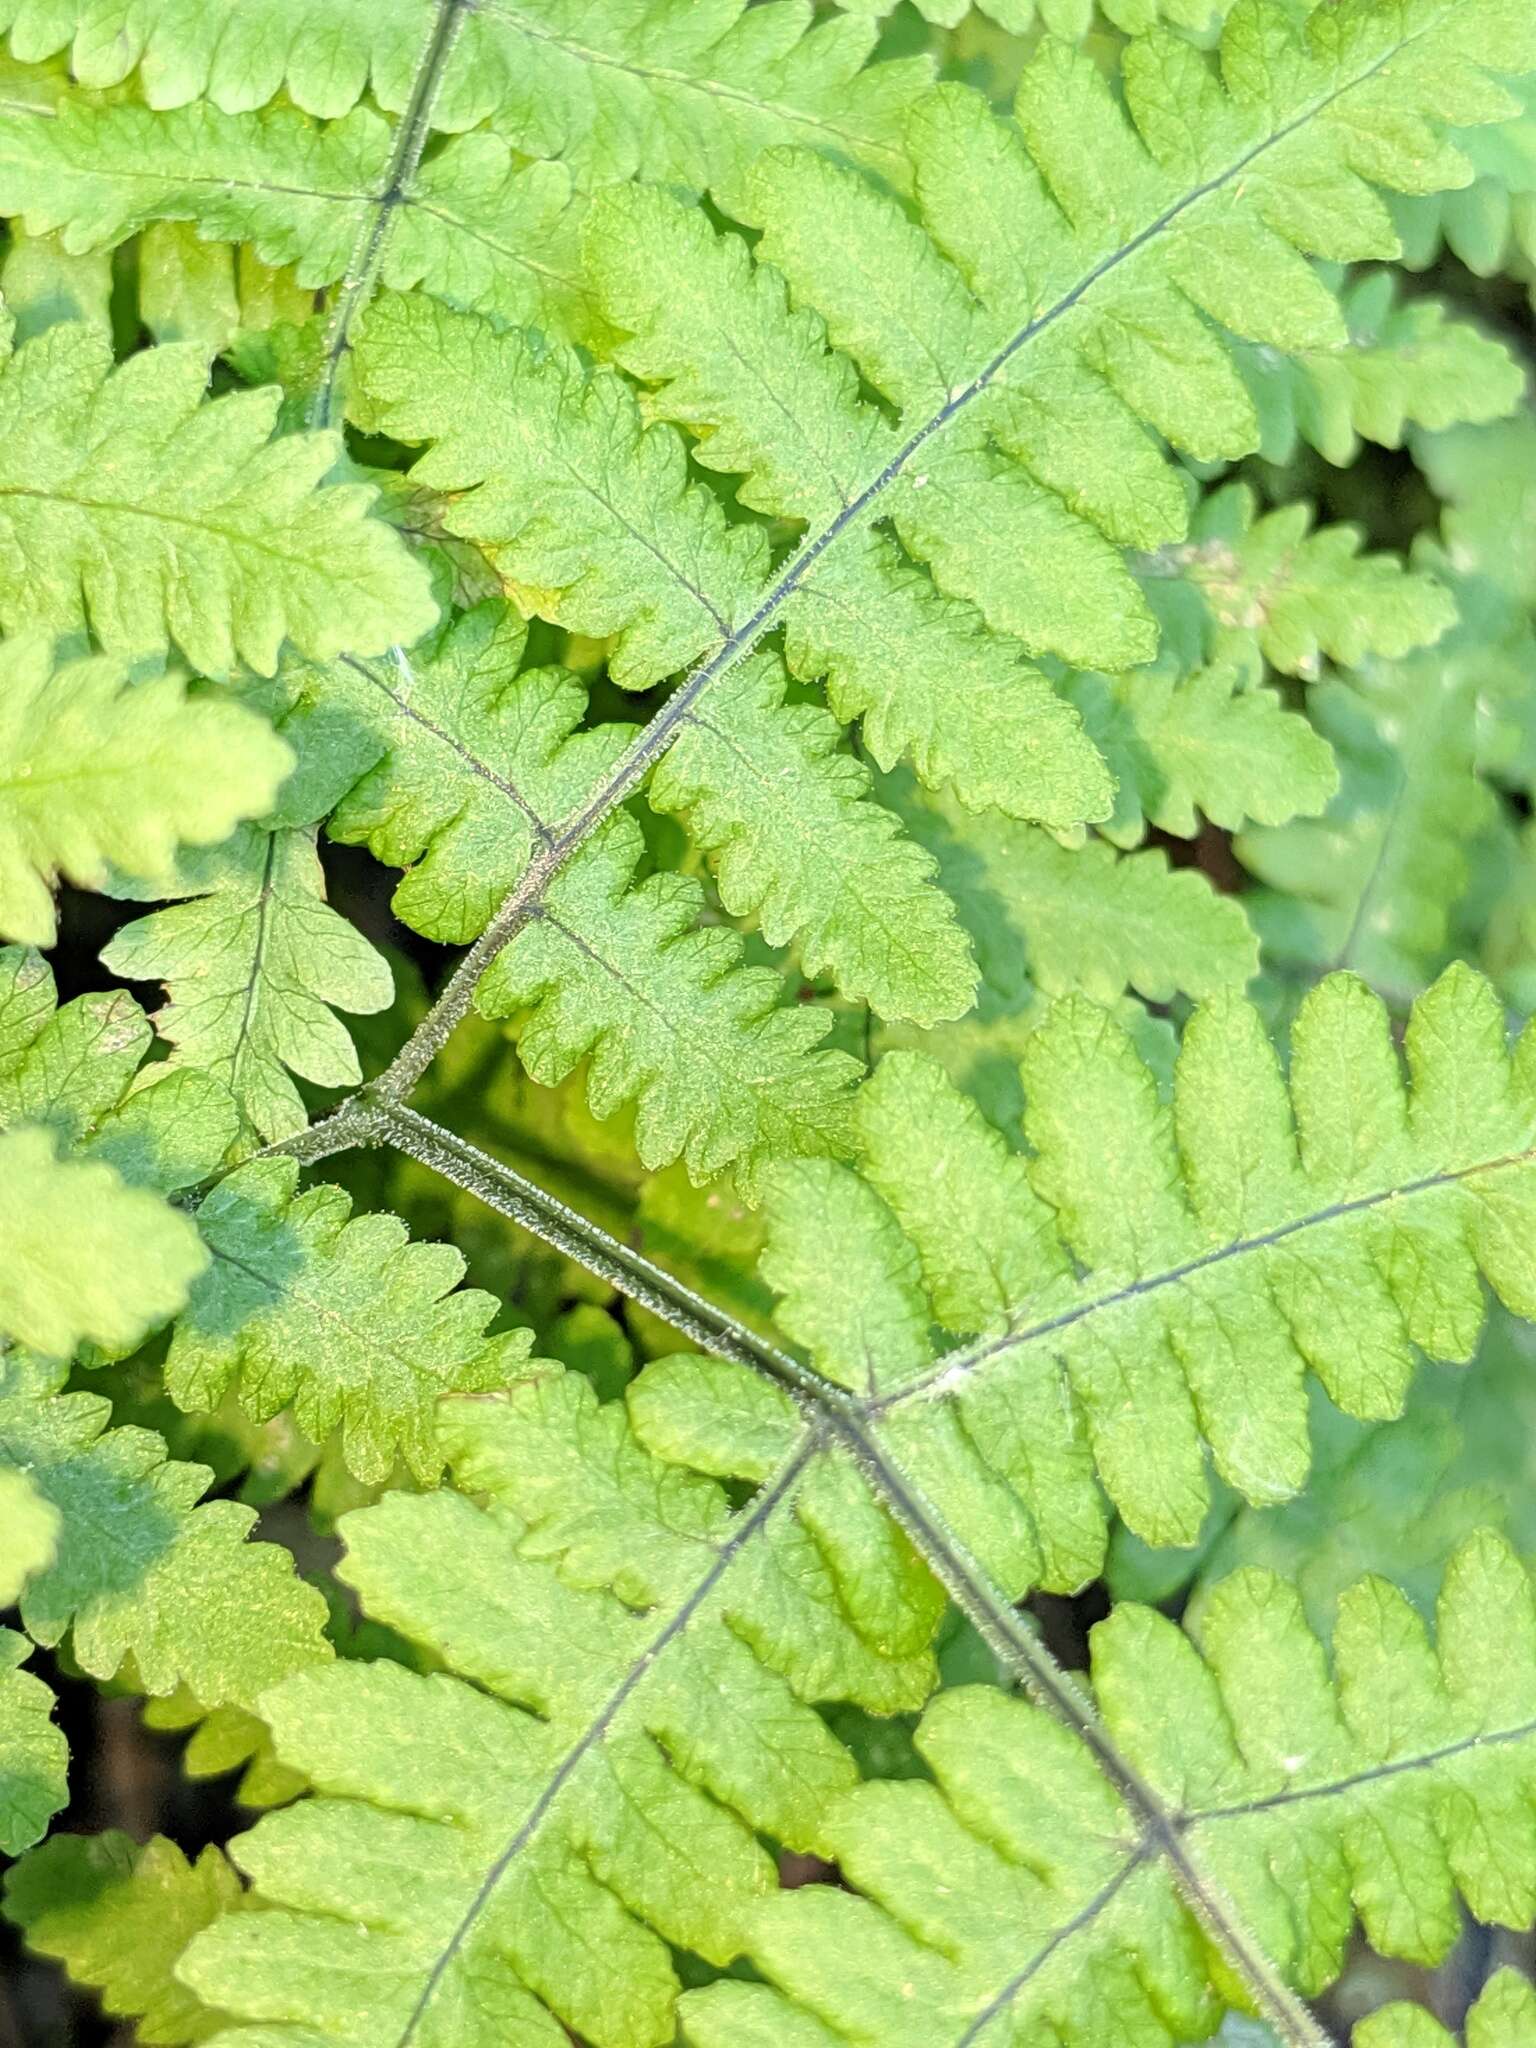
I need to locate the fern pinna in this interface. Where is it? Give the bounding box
[3,0,1536,2042]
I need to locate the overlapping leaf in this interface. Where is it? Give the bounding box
[166,1157,518,1482]
[3,1832,242,2046]
[172,1359,939,2048]
[0,311,435,674]
[0,629,291,946]
[103,825,394,1145]
[0,1348,331,1711]
[0,0,930,196]
[682,1531,1536,2047]
[766,965,1536,1578]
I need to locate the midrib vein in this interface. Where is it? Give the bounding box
[875,1138,1536,1414]
[375,5,1438,1097]
[935,1708,1536,2046]
[393,1436,818,2044]
[482,0,909,172]
[312,0,472,426]
[337,650,556,840]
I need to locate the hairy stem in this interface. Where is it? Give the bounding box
[366,22,1421,1110]
[331,1107,1335,2046]
[311,0,472,427]
[841,1429,1335,2048]
[367,1097,854,1416]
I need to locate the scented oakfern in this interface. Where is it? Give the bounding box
[5,0,1536,2042]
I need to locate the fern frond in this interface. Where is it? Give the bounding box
[646,652,977,1023]
[0,1347,331,1709]
[303,601,632,947]
[307,593,966,1024]
[474,809,861,1192]
[165,1158,519,1483]
[102,825,394,1145]
[1238,575,1529,991]
[0,0,929,193]
[0,1125,206,1354]
[171,1359,940,2047]
[1392,71,1536,277]
[1148,482,1458,680]
[2,1832,242,2045]
[0,942,237,1352]
[355,0,1530,851]
[1356,1969,1536,2046]
[885,769,1260,1005]
[0,1463,58,1606]
[1111,1310,1536,1630]
[1417,412,1536,611]
[680,1529,1536,2047]
[1068,659,1339,847]
[0,943,239,1186]
[0,628,292,946]
[766,963,1536,1565]
[0,313,434,673]
[354,293,780,688]
[288,600,866,1178]
[0,96,598,343]
[0,1628,64,1854]
[1240,270,1526,468]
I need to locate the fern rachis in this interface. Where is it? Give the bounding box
[4,1,1536,2044]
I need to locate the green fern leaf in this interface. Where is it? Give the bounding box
[0,1464,59,1606]
[292,606,864,1177]
[0,628,292,946]
[1392,70,1536,276]
[453,0,929,197]
[581,180,1110,825]
[1356,1969,1536,2046]
[0,1125,206,1354]
[475,811,861,1191]
[0,1464,63,1854]
[885,770,1259,1005]
[1238,577,1528,990]
[648,651,977,1023]
[0,944,241,1220]
[165,1158,518,1482]
[767,963,1536,1565]
[0,97,597,342]
[0,312,435,674]
[1110,1310,1536,1630]
[0,1628,65,1854]
[353,294,774,691]
[680,1529,1536,2046]
[102,825,394,1145]
[0,941,240,1353]
[0,1347,331,1705]
[355,0,1534,846]
[1417,412,1536,611]
[299,599,633,946]
[0,0,416,116]
[173,1359,936,2046]
[1149,483,1458,679]
[1068,659,1339,847]
[1240,270,1526,468]
[2,1832,242,2045]
[0,0,929,194]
